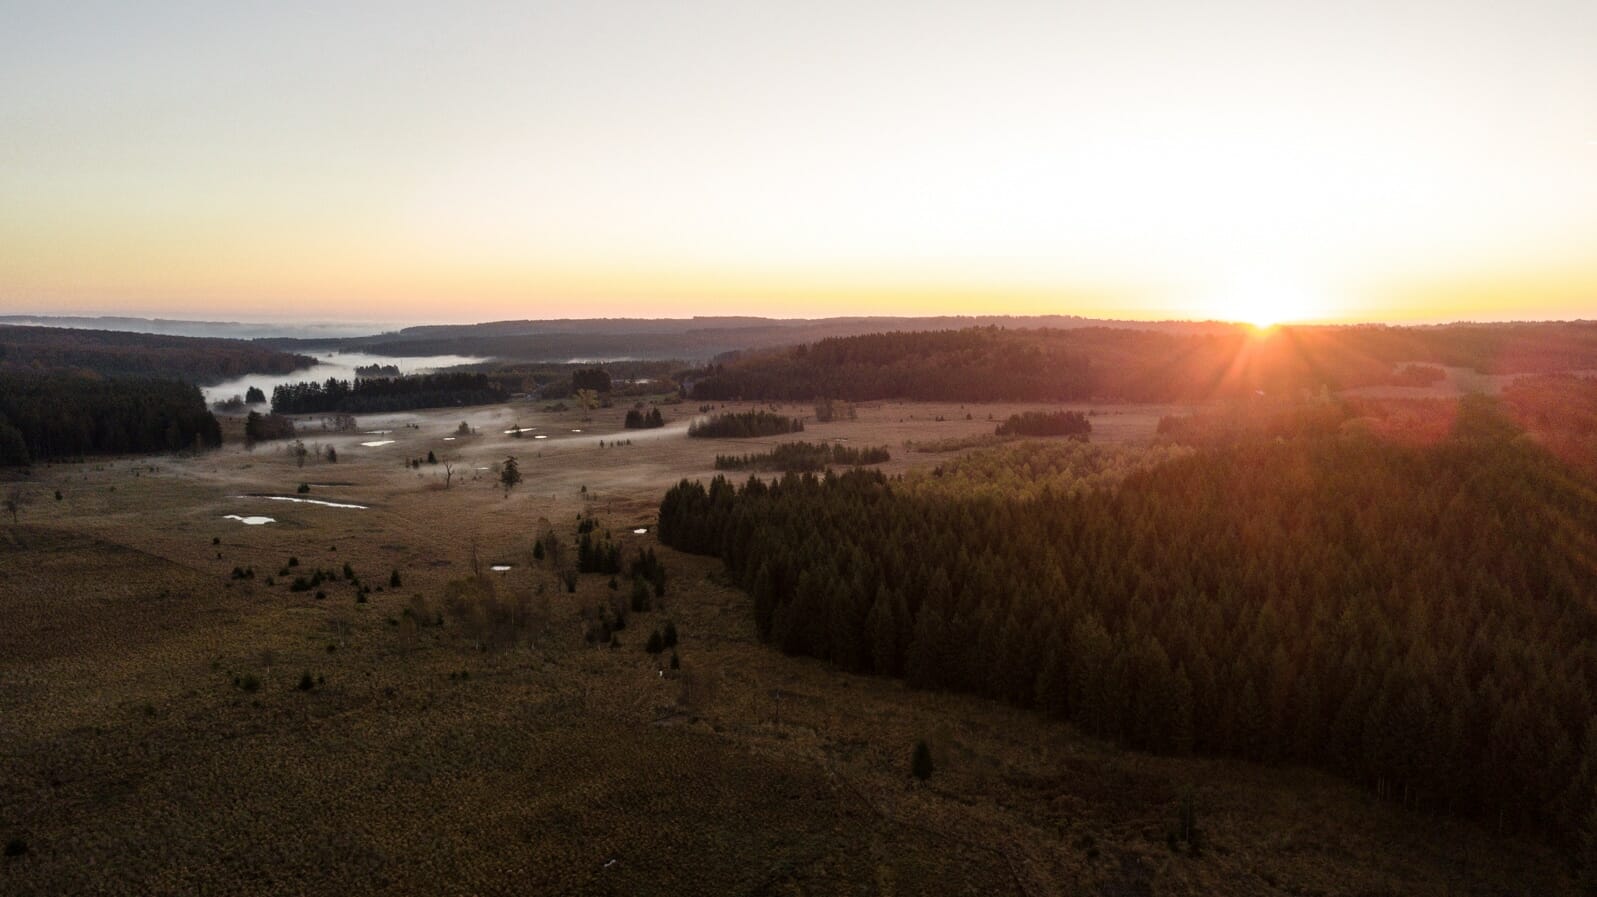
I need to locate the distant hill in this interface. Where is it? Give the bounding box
[0,315,391,341]
[685,321,1597,402]
[258,315,1238,362]
[0,324,317,384]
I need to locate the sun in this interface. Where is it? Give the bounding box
[1201,278,1327,330]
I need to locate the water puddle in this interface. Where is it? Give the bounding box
[490,565,513,572]
[533,435,548,440]
[633,528,648,534]
[242,495,369,510]
[504,427,537,435]
[360,440,395,447]
[570,428,583,433]
[223,515,275,525]
[443,437,456,441]
[366,429,393,435]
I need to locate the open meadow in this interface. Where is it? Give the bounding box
[0,398,1577,896]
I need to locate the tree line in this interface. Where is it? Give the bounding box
[687,411,804,438]
[625,407,666,429]
[0,324,314,383]
[270,373,507,414]
[658,396,1597,844]
[0,371,221,465]
[715,441,890,472]
[995,410,1092,438]
[683,323,1597,403]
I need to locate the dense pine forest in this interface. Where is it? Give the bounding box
[0,371,221,465]
[687,411,804,438]
[995,410,1093,438]
[686,323,1597,402]
[658,393,1597,843]
[714,441,891,472]
[0,324,314,382]
[624,408,666,429]
[270,373,507,414]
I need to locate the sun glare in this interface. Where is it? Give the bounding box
[1203,279,1327,330]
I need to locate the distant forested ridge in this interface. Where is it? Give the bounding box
[0,371,221,465]
[0,324,315,383]
[271,373,507,414]
[659,396,1597,841]
[256,314,1233,362]
[686,323,1597,402]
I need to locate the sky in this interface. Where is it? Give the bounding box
[1,0,1594,326]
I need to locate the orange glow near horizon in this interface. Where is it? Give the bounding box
[2,3,1595,326]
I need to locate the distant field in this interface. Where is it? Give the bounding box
[0,398,1576,896]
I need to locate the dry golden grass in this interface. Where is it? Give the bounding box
[0,398,1576,895]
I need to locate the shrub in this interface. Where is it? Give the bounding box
[297,482,310,494]
[912,740,935,781]
[297,671,314,691]
[389,569,402,588]
[5,838,27,857]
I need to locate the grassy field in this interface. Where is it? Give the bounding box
[0,398,1576,895]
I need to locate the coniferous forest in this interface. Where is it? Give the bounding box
[270,373,507,414]
[624,407,666,429]
[687,411,804,438]
[0,371,222,465]
[714,441,891,472]
[658,394,1597,843]
[994,409,1093,438]
[0,324,314,382]
[686,323,1597,402]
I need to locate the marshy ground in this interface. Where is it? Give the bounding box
[0,398,1573,895]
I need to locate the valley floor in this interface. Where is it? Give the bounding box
[0,399,1574,895]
